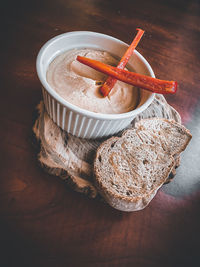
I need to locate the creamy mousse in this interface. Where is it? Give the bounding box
[46,49,139,114]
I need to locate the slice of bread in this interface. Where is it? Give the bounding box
[93,118,192,211]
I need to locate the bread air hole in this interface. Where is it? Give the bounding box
[143,159,148,165]
[98,155,102,162]
[111,142,116,148]
[126,190,132,196]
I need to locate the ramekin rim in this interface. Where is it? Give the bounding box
[36,31,155,120]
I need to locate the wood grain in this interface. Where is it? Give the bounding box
[0,0,200,266]
[32,95,181,200]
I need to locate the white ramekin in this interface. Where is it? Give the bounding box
[36,31,155,139]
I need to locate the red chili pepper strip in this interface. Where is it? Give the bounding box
[77,56,177,94]
[100,28,145,97]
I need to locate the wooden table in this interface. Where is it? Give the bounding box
[1,0,200,266]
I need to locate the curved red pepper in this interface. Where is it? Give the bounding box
[77,56,177,94]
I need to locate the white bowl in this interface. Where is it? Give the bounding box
[36,31,155,139]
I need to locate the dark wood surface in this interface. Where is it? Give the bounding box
[1,0,200,266]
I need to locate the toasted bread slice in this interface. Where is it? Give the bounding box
[94,118,192,211]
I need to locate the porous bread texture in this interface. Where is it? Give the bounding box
[135,118,191,155]
[94,118,192,212]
